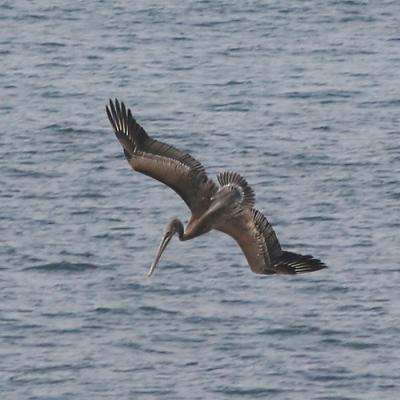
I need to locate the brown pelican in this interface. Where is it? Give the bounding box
[106,99,327,277]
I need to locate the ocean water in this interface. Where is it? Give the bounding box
[1,1,400,399]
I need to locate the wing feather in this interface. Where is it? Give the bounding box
[215,208,326,274]
[215,208,281,274]
[106,99,218,215]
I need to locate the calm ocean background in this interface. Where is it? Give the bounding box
[1,1,400,399]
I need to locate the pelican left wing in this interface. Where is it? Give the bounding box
[106,99,218,216]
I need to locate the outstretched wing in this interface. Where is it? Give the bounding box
[212,171,326,274]
[215,208,281,274]
[216,208,326,274]
[106,99,218,217]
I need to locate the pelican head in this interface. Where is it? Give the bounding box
[147,218,184,277]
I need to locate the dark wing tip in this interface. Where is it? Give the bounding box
[273,251,327,274]
[106,98,122,132]
[106,99,151,154]
[105,104,117,133]
[105,99,135,154]
[293,259,327,274]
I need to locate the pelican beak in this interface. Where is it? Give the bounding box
[147,231,174,277]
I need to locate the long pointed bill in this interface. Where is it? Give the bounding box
[147,232,173,277]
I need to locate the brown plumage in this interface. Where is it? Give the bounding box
[106,99,327,276]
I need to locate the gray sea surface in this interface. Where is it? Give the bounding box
[1,1,400,399]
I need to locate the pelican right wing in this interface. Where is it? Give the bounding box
[106,99,218,216]
[213,170,326,274]
[216,208,326,275]
[215,208,281,274]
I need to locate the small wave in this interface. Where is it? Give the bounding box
[24,261,98,273]
[43,123,89,135]
[214,387,284,396]
[138,305,180,316]
[92,307,131,315]
[342,341,379,350]
[39,41,66,48]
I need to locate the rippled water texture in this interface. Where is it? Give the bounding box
[1,1,400,399]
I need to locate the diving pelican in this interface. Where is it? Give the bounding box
[106,99,327,277]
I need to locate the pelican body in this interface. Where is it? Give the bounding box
[106,99,327,277]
